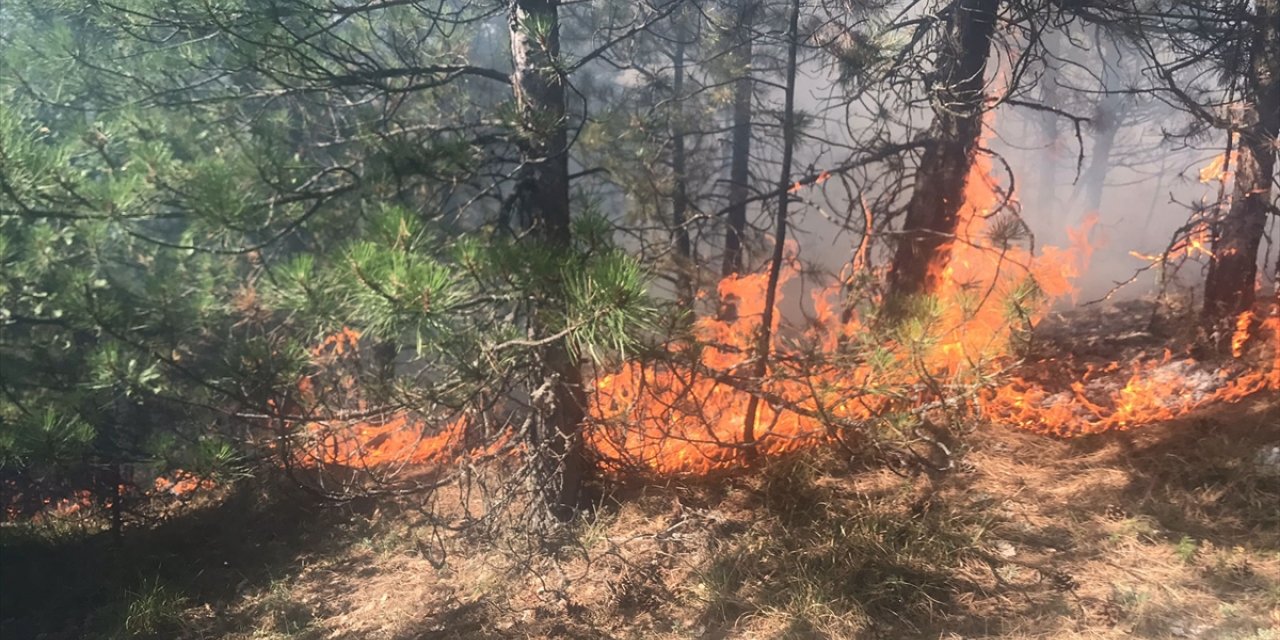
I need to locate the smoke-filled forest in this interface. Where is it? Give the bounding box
[1,0,1278,638]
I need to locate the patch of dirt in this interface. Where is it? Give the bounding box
[129,394,1271,639]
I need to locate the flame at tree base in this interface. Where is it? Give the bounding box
[284,326,1278,479]
[290,151,1280,478]
[587,151,1278,473]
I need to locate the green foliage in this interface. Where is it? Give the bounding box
[344,242,463,338]
[887,294,945,347]
[1004,276,1045,354]
[563,250,656,364]
[985,213,1030,251]
[88,345,165,396]
[1175,535,1199,563]
[122,578,187,638]
[829,18,908,85]
[0,0,356,519]
[0,0,656,533]
[0,408,95,470]
[187,438,252,481]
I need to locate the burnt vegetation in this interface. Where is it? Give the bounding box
[1,0,1278,638]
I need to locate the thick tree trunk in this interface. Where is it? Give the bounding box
[886,0,1000,301]
[508,0,587,522]
[721,0,757,283]
[1202,0,1279,346]
[670,16,694,306]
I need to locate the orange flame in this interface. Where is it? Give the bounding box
[1198,149,1237,184]
[152,469,216,496]
[790,170,832,194]
[588,149,1100,474]
[293,413,467,469]
[1232,310,1256,358]
[980,350,1275,437]
[1129,221,1212,263]
[279,140,1279,478]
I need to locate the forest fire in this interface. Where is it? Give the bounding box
[292,413,467,470]
[593,135,1274,465]
[980,338,1278,436]
[289,151,1277,477]
[282,328,467,469]
[1128,221,1213,263]
[10,0,1280,636]
[590,152,1072,473]
[152,470,216,497]
[589,150,1276,473]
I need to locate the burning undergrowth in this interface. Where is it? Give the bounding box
[981,313,1278,437]
[281,147,1278,487]
[8,143,1277,529]
[586,152,1277,474]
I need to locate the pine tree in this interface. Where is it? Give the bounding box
[1,0,656,527]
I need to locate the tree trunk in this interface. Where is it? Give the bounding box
[741,0,801,454]
[1035,30,1064,218]
[886,0,1001,301]
[1077,34,1125,217]
[508,0,587,522]
[1201,0,1279,346]
[670,15,694,307]
[1078,94,1122,215]
[721,0,757,283]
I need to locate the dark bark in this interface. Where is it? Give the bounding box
[741,0,801,453]
[1201,0,1279,346]
[886,0,1001,301]
[508,0,587,522]
[670,16,694,307]
[721,0,757,284]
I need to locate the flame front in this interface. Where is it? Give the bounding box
[591,151,1097,474]
[589,148,1277,473]
[283,148,1278,478]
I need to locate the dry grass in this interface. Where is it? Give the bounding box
[3,394,1278,639]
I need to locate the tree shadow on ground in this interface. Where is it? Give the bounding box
[0,481,372,639]
[7,396,1274,640]
[938,393,1280,639]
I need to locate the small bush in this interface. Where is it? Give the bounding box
[1174,535,1199,563]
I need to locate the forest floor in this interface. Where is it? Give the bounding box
[3,392,1277,640]
[4,296,1280,640]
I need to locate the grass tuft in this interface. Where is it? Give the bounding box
[1175,535,1199,563]
[122,578,187,638]
[695,455,981,636]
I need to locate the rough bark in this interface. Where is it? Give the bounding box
[508,0,587,522]
[721,0,757,283]
[886,0,1001,301]
[1201,0,1279,345]
[741,0,801,453]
